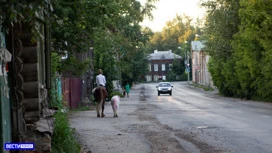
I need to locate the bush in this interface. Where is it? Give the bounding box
[51,108,80,153]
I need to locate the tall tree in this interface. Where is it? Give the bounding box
[49,0,158,89]
[90,0,158,88]
[201,0,240,96]
[231,0,272,100]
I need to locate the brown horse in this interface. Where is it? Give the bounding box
[93,86,107,117]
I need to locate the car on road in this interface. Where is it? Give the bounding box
[156,82,173,96]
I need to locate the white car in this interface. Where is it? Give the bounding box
[156,82,173,96]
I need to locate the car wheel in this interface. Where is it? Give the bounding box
[158,92,160,96]
[169,92,172,96]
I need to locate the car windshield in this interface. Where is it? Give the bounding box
[158,83,171,87]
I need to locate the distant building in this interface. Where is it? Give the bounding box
[146,50,182,82]
[191,41,213,87]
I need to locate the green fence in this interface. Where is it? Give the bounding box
[0,30,12,153]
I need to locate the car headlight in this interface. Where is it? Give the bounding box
[168,87,171,90]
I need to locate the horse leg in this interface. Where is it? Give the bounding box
[101,100,105,117]
[96,100,102,117]
[96,104,100,117]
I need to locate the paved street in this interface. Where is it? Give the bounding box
[70,82,272,153]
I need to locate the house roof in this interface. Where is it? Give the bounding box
[148,50,182,60]
[191,41,205,52]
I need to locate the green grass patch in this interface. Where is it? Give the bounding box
[73,106,92,111]
[72,105,96,111]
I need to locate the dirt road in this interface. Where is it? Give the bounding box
[69,82,272,153]
[70,84,190,153]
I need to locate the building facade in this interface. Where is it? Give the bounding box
[146,50,182,82]
[191,41,214,87]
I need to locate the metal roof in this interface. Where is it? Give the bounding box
[148,50,182,60]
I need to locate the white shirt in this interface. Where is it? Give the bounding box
[96,74,106,87]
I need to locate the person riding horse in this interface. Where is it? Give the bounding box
[93,69,108,117]
[96,69,108,95]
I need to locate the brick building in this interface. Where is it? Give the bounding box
[145,50,182,82]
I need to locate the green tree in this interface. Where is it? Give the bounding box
[201,0,240,97]
[49,0,158,92]
[231,0,272,101]
[50,0,95,76]
[0,1,53,35]
[90,0,158,89]
[148,14,199,54]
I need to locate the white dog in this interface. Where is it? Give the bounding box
[111,95,120,117]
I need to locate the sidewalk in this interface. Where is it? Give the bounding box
[70,84,151,153]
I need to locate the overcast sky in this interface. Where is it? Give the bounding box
[139,0,206,31]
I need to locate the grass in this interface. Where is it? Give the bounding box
[192,83,214,91]
[72,105,96,111]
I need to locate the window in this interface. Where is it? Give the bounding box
[162,64,165,71]
[154,64,158,71]
[154,75,158,81]
[149,64,151,71]
[146,75,152,82]
[169,64,172,70]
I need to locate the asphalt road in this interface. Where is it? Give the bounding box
[70,82,272,153]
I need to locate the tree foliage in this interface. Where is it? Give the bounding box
[231,0,272,100]
[0,1,54,37]
[90,0,158,87]
[148,14,201,54]
[201,0,240,97]
[202,0,272,101]
[48,0,158,90]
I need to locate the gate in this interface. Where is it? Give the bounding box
[62,78,82,109]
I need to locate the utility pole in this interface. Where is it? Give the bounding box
[187,62,190,83]
[179,44,190,83]
[185,41,190,84]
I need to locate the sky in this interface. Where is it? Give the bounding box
[139,0,206,32]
